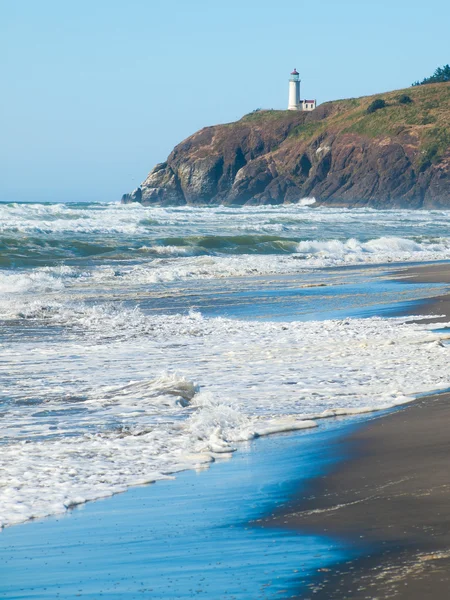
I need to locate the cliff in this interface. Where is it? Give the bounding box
[122,83,450,208]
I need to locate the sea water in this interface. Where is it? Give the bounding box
[0,421,361,599]
[2,201,450,528]
[2,202,450,597]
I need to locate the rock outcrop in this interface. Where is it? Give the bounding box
[122,83,450,208]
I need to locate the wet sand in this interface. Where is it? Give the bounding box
[394,261,450,284]
[393,262,450,324]
[263,262,450,599]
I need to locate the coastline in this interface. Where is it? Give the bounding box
[263,262,450,599]
[392,262,450,324]
[0,417,365,599]
[3,260,450,598]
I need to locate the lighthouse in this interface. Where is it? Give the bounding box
[288,68,317,111]
[288,68,301,110]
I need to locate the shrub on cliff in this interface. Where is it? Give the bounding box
[398,94,413,104]
[367,99,386,114]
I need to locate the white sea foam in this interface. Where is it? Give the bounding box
[104,236,450,283]
[0,271,66,294]
[2,299,450,527]
[2,201,450,241]
[298,197,317,206]
[3,202,450,528]
[4,203,450,286]
[4,234,450,295]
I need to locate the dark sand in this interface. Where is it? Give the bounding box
[264,263,450,599]
[393,262,450,324]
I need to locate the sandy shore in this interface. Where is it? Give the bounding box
[392,261,450,324]
[262,262,450,599]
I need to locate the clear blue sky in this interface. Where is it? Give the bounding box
[1,0,449,203]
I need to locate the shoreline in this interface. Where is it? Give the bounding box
[262,261,450,599]
[392,262,450,324]
[3,260,450,597]
[273,392,450,599]
[0,417,365,599]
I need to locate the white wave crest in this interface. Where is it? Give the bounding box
[298,197,317,206]
[78,236,450,285]
[0,271,65,294]
[4,232,447,296]
[295,236,429,262]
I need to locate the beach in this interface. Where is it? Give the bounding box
[3,203,450,597]
[271,391,450,599]
[4,0,450,597]
[393,262,450,324]
[261,263,450,599]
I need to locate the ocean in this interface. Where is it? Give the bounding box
[2,200,450,597]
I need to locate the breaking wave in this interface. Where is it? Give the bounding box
[3,201,450,268]
[3,234,450,294]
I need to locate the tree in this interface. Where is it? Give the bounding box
[413,64,450,86]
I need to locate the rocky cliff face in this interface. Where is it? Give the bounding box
[122,83,450,208]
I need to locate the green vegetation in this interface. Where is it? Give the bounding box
[413,64,450,86]
[367,99,387,113]
[283,82,450,171]
[418,127,450,171]
[232,82,450,173]
[289,120,325,140]
[239,109,297,123]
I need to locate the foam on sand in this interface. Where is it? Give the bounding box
[2,299,450,527]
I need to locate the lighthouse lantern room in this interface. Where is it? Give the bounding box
[288,69,316,111]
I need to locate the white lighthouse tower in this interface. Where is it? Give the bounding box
[288,68,317,111]
[288,68,301,110]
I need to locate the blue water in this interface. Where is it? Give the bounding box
[2,203,450,598]
[128,258,449,323]
[0,419,367,599]
[184,277,446,322]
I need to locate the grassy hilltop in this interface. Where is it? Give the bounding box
[123,82,450,208]
[242,83,450,171]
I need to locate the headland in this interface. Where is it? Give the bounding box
[122,82,450,208]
